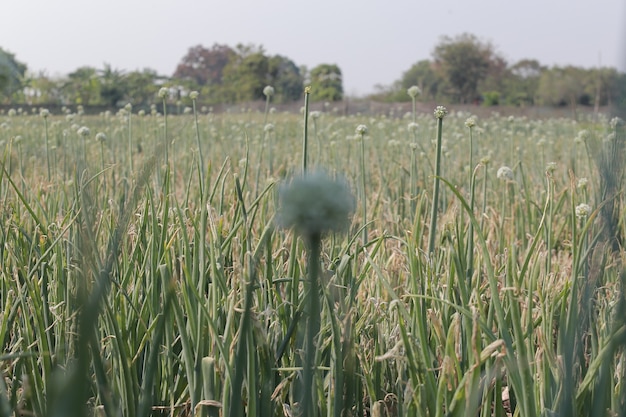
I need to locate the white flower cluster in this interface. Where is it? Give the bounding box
[77,126,91,137]
[575,203,591,218]
[263,85,275,97]
[276,170,355,237]
[497,166,514,181]
[576,130,590,143]
[434,106,448,119]
[407,85,421,98]
[355,124,368,136]
[465,117,476,128]
[610,117,623,129]
[158,87,169,99]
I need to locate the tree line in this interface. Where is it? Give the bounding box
[373,33,626,111]
[1,34,625,110]
[0,43,343,109]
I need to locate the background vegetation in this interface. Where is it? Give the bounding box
[1,33,625,111]
[0,96,625,416]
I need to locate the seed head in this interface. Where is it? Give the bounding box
[264,123,275,133]
[77,126,91,137]
[434,106,448,119]
[189,91,199,100]
[610,117,623,129]
[408,122,419,133]
[407,85,421,98]
[310,111,321,120]
[575,203,591,218]
[576,130,590,142]
[158,87,168,99]
[263,85,275,97]
[276,170,355,238]
[124,103,132,112]
[497,166,514,181]
[355,124,368,136]
[577,177,588,189]
[465,117,476,128]
[40,108,50,118]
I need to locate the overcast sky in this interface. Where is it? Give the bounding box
[2,0,625,96]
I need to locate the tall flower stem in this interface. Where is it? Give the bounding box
[360,136,367,245]
[40,109,51,181]
[96,132,107,192]
[276,170,355,417]
[302,233,321,417]
[428,106,447,255]
[16,138,23,178]
[190,92,204,183]
[262,86,274,175]
[480,158,490,232]
[127,105,133,177]
[356,125,368,246]
[465,118,476,286]
[158,88,169,167]
[408,84,421,216]
[77,126,90,169]
[302,87,311,172]
[264,125,275,174]
[408,122,423,214]
[262,85,273,126]
[407,85,420,124]
[467,167,478,286]
[43,116,51,181]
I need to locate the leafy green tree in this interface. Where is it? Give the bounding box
[504,59,544,106]
[589,67,621,108]
[124,69,162,107]
[477,54,510,105]
[99,64,127,107]
[62,66,102,105]
[221,44,271,102]
[367,60,442,102]
[537,66,591,108]
[173,43,304,104]
[432,33,502,103]
[614,72,626,114]
[173,44,235,87]
[399,60,442,101]
[267,55,304,103]
[23,71,64,105]
[0,47,27,102]
[310,64,343,101]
